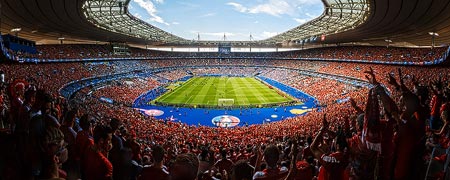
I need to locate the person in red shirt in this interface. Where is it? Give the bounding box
[311,115,349,180]
[285,139,314,180]
[301,136,314,161]
[75,114,94,177]
[385,68,427,180]
[429,82,444,130]
[347,98,379,180]
[170,153,199,180]
[435,103,450,139]
[214,149,234,175]
[83,124,113,180]
[293,159,313,180]
[139,145,169,180]
[426,102,450,179]
[10,82,26,133]
[253,144,289,180]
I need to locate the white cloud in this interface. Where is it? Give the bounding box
[133,0,169,25]
[177,2,200,8]
[200,13,216,17]
[154,0,164,4]
[293,18,308,24]
[251,31,278,40]
[226,2,248,13]
[249,0,292,17]
[227,0,321,17]
[133,13,142,19]
[150,16,169,26]
[261,31,278,38]
[305,12,316,18]
[172,22,180,25]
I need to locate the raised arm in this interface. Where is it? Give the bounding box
[253,144,263,173]
[365,68,401,123]
[374,85,401,123]
[310,114,327,160]
[350,98,364,115]
[387,72,401,92]
[411,75,420,90]
[284,138,300,180]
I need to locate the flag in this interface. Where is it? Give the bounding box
[362,88,381,152]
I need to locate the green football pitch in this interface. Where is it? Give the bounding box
[154,77,296,107]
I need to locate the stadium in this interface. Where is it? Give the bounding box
[0,0,450,179]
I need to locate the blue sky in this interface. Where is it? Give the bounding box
[129,0,324,41]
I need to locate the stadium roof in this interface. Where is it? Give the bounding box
[261,0,369,44]
[1,0,450,47]
[82,0,185,44]
[82,0,368,46]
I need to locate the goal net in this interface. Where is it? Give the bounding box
[218,98,234,107]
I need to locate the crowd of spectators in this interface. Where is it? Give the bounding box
[91,77,160,106]
[3,43,448,63]
[36,44,112,59]
[1,56,450,180]
[190,67,260,77]
[295,46,448,63]
[154,70,190,82]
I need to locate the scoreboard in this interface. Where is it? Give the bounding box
[218,43,231,54]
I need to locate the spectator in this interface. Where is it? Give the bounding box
[83,124,113,180]
[16,86,35,134]
[310,116,349,180]
[109,118,124,179]
[75,114,94,179]
[253,144,289,179]
[10,81,26,133]
[214,149,234,175]
[139,145,169,180]
[198,148,214,174]
[60,110,78,179]
[15,87,36,175]
[429,80,444,130]
[1,49,450,179]
[231,160,254,180]
[170,153,199,180]
[28,91,59,177]
[40,126,68,180]
[116,147,142,180]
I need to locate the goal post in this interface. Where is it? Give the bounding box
[218,98,234,107]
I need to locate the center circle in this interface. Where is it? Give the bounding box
[142,109,164,116]
[211,115,240,128]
